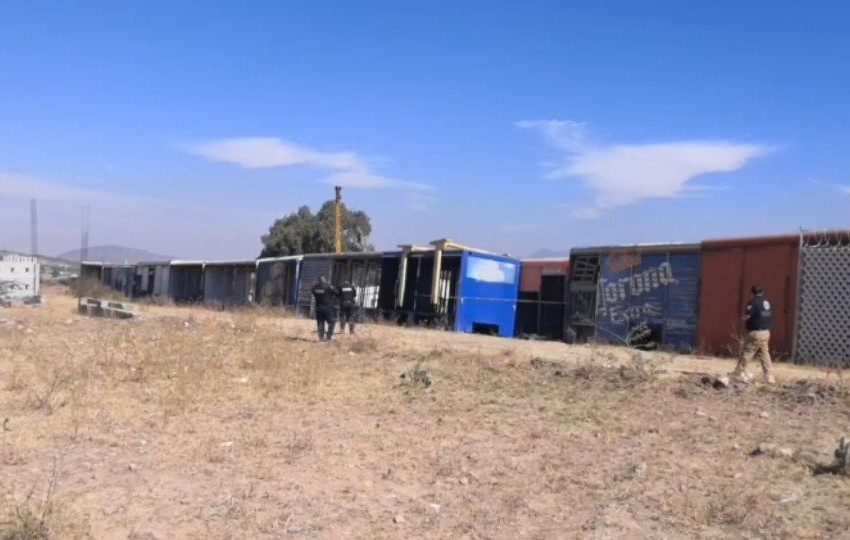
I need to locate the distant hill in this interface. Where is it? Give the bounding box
[526,248,570,259]
[57,245,174,264]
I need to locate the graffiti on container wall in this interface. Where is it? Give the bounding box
[598,261,676,303]
[599,300,663,325]
[594,252,701,349]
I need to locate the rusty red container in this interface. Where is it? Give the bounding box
[516,259,570,339]
[697,235,800,359]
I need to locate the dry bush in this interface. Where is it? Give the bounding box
[71,278,125,301]
[399,360,432,391]
[0,463,88,540]
[701,487,774,529]
[28,361,72,415]
[618,353,658,383]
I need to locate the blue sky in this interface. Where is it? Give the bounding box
[1,1,848,259]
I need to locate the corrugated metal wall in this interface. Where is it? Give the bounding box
[169,265,204,303]
[565,247,700,350]
[80,263,103,282]
[595,250,700,350]
[697,236,798,358]
[378,256,400,313]
[203,264,256,307]
[135,265,154,297]
[109,266,134,297]
[455,252,520,338]
[295,258,333,315]
[152,265,170,298]
[331,256,383,311]
[256,259,299,306]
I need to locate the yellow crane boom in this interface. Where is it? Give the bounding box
[334,186,343,253]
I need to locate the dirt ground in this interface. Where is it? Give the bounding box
[2,288,850,539]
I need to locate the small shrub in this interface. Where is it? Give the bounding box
[400,360,431,389]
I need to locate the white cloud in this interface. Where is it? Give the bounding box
[186,137,359,170]
[518,120,769,218]
[185,137,430,196]
[515,120,588,152]
[842,186,850,195]
[322,170,429,191]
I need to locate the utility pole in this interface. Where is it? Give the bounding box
[30,198,39,295]
[30,198,38,257]
[80,204,90,263]
[334,185,343,253]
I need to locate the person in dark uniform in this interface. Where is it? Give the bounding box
[338,280,358,334]
[311,276,339,342]
[730,285,775,384]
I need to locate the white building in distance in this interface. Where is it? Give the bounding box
[0,252,41,301]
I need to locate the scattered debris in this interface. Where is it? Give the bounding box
[77,297,135,319]
[700,374,749,392]
[750,443,795,459]
[813,436,850,476]
[777,447,795,459]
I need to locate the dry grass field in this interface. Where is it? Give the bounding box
[2,287,850,539]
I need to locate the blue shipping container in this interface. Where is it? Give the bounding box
[595,251,700,349]
[455,252,520,338]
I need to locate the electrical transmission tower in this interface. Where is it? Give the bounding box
[30,198,38,257]
[80,205,90,263]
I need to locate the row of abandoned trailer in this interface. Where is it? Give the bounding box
[81,232,850,366]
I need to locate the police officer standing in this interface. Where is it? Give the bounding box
[311,276,339,342]
[730,285,776,384]
[338,280,357,335]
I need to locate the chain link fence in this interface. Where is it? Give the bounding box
[794,233,850,366]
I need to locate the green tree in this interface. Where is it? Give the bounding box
[260,201,374,257]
